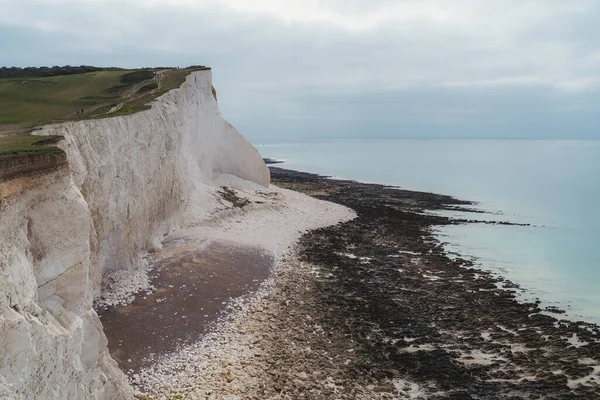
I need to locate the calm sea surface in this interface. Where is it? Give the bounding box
[256,138,600,324]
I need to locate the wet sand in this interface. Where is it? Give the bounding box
[99,240,273,372]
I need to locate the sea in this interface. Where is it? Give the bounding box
[256,138,600,325]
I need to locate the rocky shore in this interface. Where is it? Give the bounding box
[268,167,600,399]
[135,167,600,399]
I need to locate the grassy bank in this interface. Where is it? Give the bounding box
[0,65,209,155]
[0,135,63,156]
[0,66,209,135]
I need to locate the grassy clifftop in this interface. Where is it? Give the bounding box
[0,65,208,177]
[0,66,209,137]
[0,135,63,156]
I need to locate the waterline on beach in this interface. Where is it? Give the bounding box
[258,138,600,324]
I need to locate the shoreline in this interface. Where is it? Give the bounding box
[131,167,600,399]
[269,167,600,398]
[265,159,597,324]
[435,223,600,326]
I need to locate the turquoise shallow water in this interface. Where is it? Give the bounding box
[257,138,600,324]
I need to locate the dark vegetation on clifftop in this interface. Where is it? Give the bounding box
[0,65,192,79]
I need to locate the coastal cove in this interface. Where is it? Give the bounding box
[257,138,600,325]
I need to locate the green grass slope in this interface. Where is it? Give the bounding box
[0,66,209,133]
[0,135,63,156]
[0,71,125,126]
[0,66,209,158]
[0,66,209,170]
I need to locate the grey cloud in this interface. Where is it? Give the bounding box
[1,0,600,141]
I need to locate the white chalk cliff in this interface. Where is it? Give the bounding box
[0,70,270,399]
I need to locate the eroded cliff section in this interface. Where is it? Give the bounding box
[0,70,270,399]
[0,152,67,182]
[0,168,131,399]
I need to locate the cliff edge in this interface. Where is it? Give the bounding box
[0,70,270,399]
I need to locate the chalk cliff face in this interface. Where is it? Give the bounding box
[0,70,270,399]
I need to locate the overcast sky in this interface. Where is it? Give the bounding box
[2,0,599,141]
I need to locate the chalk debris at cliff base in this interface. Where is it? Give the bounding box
[88,173,354,397]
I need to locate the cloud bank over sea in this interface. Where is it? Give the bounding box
[2,0,600,140]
